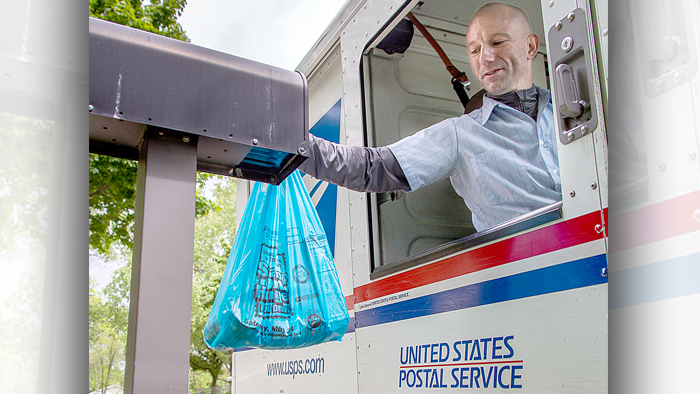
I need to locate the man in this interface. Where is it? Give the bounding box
[299,3,561,232]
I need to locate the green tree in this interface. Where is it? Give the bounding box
[89,154,216,255]
[89,0,189,41]
[89,154,138,255]
[89,277,128,392]
[189,178,237,393]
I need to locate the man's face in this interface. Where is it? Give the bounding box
[466,9,537,95]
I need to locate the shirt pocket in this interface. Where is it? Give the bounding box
[468,149,535,206]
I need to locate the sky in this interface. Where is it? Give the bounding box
[178,0,349,71]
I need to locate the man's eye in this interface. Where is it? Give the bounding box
[493,40,505,46]
[470,48,480,55]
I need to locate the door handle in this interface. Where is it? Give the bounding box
[555,63,587,119]
[547,8,599,145]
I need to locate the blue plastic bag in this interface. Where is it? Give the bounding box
[204,170,349,350]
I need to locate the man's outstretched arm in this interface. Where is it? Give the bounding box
[298,134,410,193]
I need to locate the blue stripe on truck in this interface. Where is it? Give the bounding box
[355,254,608,328]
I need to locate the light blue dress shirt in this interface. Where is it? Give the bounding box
[388,87,562,231]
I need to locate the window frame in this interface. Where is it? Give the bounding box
[369,201,562,279]
[359,1,562,278]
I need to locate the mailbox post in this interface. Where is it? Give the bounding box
[125,130,198,392]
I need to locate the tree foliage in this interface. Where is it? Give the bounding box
[89,277,128,392]
[189,178,237,393]
[89,153,217,255]
[89,0,189,41]
[89,154,138,255]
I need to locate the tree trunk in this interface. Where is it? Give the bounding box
[210,371,217,394]
[103,341,115,394]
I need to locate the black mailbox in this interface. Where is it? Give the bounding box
[89,17,308,184]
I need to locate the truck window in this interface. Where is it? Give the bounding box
[362,0,558,277]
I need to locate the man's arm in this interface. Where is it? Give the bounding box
[298,134,410,193]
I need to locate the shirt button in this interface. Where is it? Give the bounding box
[540,140,544,145]
[553,169,559,174]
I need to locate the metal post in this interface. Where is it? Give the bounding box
[124,130,198,393]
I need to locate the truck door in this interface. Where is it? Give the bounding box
[341,0,608,392]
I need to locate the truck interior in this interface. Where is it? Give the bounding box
[362,0,554,275]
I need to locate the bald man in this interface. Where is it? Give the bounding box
[300,3,561,231]
[467,3,539,95]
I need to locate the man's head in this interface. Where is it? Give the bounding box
[466,3,539,95]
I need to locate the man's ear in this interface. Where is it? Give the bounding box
[526,33,540,60]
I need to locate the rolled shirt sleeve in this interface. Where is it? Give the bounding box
[387,118,459,191]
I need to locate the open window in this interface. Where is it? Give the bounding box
[361,0,559,277]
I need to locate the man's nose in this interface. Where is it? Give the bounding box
[479,46,496,64]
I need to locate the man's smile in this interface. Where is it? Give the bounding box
[483,68,504,78]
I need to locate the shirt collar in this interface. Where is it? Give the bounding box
[471,86,551,126]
